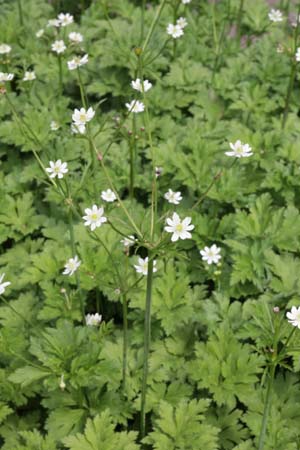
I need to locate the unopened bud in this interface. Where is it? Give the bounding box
[97,152,103,161]
[134,47,142,57]
[273,306,280,313]
[140,127,145,132]
[115,288,121,295]
[128,130,133,136]
[59,374,66,390]
[60,288,66,294]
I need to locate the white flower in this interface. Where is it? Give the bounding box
[0,273,11,295]
[67,54,88,70]
[46,160,68,179]
[51,40,66,54]
[164,189,182,205]
[101,189,117,202]
[63,255,81,276]
[134,257,157,276]
[69,32,83,43]
[72,107,95,125]
[23,71,36,81]
[182,0,191,3]
[58,12,74,27]
[296,48,300,62]
[47,19,61,27]
[286,306,300,328]
[0,44,11,54]
[268,9,283,22]
[125,100,145,113]
[59,374,66,390]
[225,140,253,158]
[176,17,188,28]
[164,212,194,242]
[71,123,86,134]
[200,244,221,265]
[83,205,107,231]
[0,72,14,82]
[36,29,44,38]
[85,313,102,326]
[121,235,136,248]
[131,78,152,93]
[167,24,184,39]
[50,120,60,131]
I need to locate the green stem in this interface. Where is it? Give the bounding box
[129,116,137,199]
[77,68,87,109]
[140,256,154,440]
[17,0,24,27]
[258,364,276,450]
[142,0,167,54]
[122,293,128,392]
[236,0,244,41]
[140,0,146,44]
[58,56,63,94]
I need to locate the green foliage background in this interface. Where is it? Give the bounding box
[1,0,300,448]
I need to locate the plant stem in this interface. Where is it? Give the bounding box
[122,293,128,391]
[140,0,146,44]
[142,0,167,54]
[236,0,244,42]
[77,68,87,109]
[140,256,154,439]
[58,56,63,94]
[282,3,300,129]
[129,115,137,199]
[258,364,276,450]
[17,0,24,27]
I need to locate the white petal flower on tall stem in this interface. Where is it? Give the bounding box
[83,205,107,231]
[134,257,157,276]
[286,306,300,328]
[86,313,102,326]
[0,273,11,295]
[101,189,117,202]
[225,140,253,158]
[164,213,194,242]
[131,78,152,93]
[72,107,95,125]
[68,32,83,43]
[182,0,191,3]
[67,54,88,71]
[125,100,145,113]
[0,44,11,54]
[23,71,36,81]
[58,12,74,27]
[176,17,188,28]
[46,160,68,179]
[268,9,283,22]
[51,40,66,54]
[167,24,184,39]
[63,256,81,276]
[200,244,221,265]
[0,72,14,82]
[164,189,182,205]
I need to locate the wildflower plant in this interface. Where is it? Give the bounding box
[1,0,300,449]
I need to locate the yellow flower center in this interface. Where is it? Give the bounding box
[91,213,98,220]
[175,223,183,232]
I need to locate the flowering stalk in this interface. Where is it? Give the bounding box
[129,115,137,199]
[58,55,63,93]
[142,0,167,53]
[122,292,128,391]
[236,0,244,41]
[257,363,276,450]
[282,3,300,129]
[17,0,24,27]
[140,255,154,439]
[77,68,87,109]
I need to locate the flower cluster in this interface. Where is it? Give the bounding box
[167,17,187,39]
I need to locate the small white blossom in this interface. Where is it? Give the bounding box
[58,13,74,27]
[50,120,60,131]
[101,189,117,202]
[296,48,300,62]
[63,255,81,276]
[165,212,194,242]
[176,17,188,28]
[286,306,300,328]
[134,257,157,276]
[0,72,14,82]
[121,235,136,248]
[83,205,107,231]
[47,18,61,27]
[0,44,11,54]
[46,160,68,179]
[59,374,66,390]
[131,78,152,93]
[164,189,182,205]
[200,244,221,265]
[167,24,184,39]
[268,9,283,22]
[69,32,83,43]
[67,54,88,70]
[182,0,191,3]
[225,140,253,158]
[71,123,86,134]
[0,273,11,295]
[86,313,102,326]
[125,100,145,113]
[51,40,66,54]
[72,107,95,125]
[23,71,36,81]
[36,29,44,38]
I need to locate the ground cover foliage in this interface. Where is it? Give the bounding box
[1,0,300,448]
